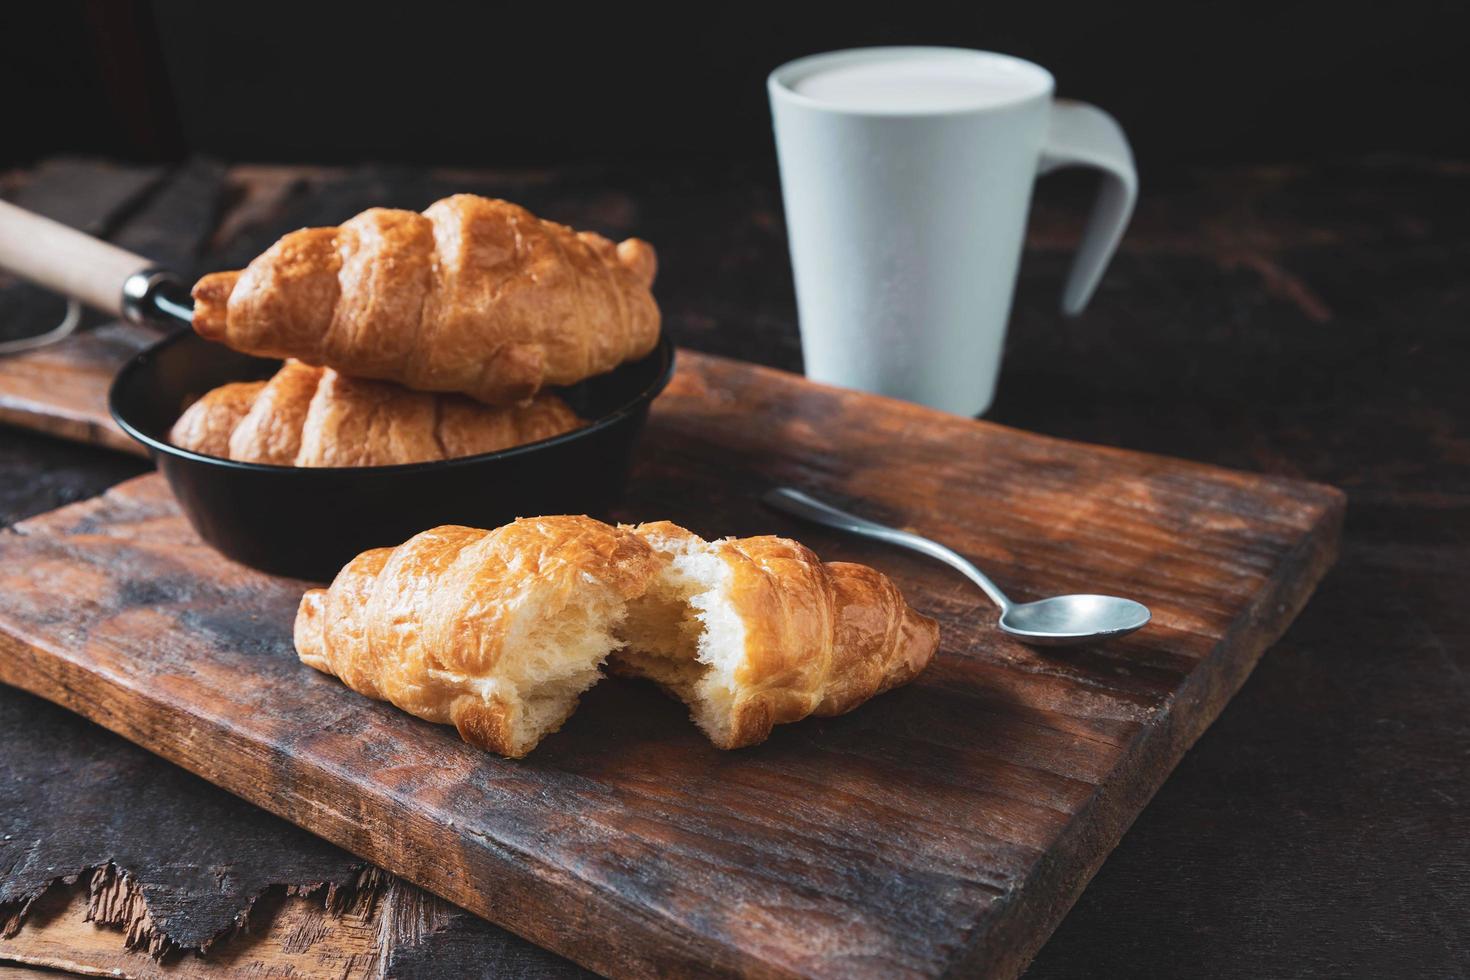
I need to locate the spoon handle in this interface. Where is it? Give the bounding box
[760,487,1014,611]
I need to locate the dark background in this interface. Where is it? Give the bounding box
[5,0,1468,177]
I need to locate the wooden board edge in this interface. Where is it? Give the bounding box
[0,401,144,456]
[951,491,1347,979]
[0,375,1353,979]
[0,484,1349,980]
[680,352,1350,509]
[0,622,779,980]
[0,869,387,979]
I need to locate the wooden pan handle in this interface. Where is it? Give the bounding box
[0,199,154,317]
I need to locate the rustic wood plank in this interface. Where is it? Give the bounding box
[0,865,591,980]
[1,158,165,234]
[0,684,586,980]
[0,669,585,975]
[0,322,155,454]
[0,872,383,979]
[0,682,360,953]
[0,423,147,529]
[0,349,1342,978]
[106,158,228,274]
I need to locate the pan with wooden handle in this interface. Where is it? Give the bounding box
[0,200,675,580]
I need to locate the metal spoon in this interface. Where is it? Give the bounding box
[762,487,1151,646]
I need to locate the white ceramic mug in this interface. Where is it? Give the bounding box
[768,47,1137,416]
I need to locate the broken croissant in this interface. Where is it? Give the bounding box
[169,359,582,467]
[294,517,939,757]
[192,194,660,406]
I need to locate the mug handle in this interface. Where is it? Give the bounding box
[1037,100,1138,315]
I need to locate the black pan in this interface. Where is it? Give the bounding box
[0,200,674,581]
[111,329,673,580]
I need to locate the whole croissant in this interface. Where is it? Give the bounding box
[191,194,660,405]
[294,517,939,757]
[170,360,582,467]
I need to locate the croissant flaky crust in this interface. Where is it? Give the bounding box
[192,194,660,405]
[169,360,582,467]
[294,517,939,757]
[296,517,663,758]
[614,522,938,749]
[165,379,266,460]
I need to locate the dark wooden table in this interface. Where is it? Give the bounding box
[0,156,1465,978]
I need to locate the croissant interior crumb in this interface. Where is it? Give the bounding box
[499,590,628,753]
[424,583,628,756]
[615,533,747,747]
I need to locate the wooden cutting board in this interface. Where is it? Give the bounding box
[0,345,1342,979]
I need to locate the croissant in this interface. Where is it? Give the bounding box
[192,194,660,405]
[613,522,939,749]
[169,360,582,467]
[229,359,322,464]
[293,517,939,757]
[167,379,266,458]
[295,518,662,758]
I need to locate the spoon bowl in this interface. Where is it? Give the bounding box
[998,594,1151,646]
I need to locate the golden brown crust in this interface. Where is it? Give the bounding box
[316,546,394,700]
[436,391,584,459]
[295,518,660,757]
[816,562,938,716]
[167,362,583,467]
[227,228,342,356]
[296,371,585,467]
[295,517,938,757]
[190,271,240,343]
[296,370,441,467]
[716,535,837,746]
[228,360,324,464]
[326,209,432,378]
[191,194,660,405]
[615,238,657,289]
[167,380,268,458]
[622,523,940,749]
